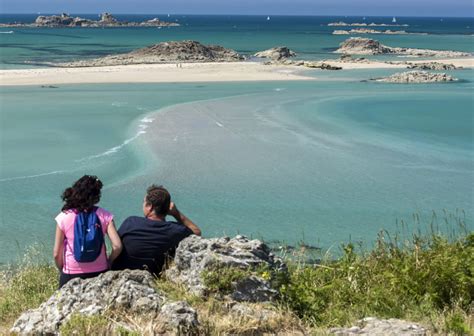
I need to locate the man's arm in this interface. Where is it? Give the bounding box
[168,202,201,236]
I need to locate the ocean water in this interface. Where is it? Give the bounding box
[0,15,473,264]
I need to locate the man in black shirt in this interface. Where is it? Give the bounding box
[112,185,201,275]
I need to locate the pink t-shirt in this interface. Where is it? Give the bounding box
[55,207,113,274]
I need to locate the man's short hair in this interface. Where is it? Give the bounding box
[146,185,171,216]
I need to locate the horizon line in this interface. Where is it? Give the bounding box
[1,13,474,19]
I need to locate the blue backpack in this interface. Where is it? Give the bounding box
[73,207,104,262]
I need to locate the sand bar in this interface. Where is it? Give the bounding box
[0,62,313,86]
[1,58,472,86]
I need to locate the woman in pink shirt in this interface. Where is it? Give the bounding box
[53,175,122,288]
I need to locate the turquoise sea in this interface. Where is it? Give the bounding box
[0,15,473,264]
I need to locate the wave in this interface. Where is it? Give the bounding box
[0,170,65,183]
[0,31,14,34]
[75,118,154,162]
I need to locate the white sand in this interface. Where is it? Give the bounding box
[1,58,472,86]
[0,62,313,86]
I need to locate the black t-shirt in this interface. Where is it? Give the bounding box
[112,216,193,275]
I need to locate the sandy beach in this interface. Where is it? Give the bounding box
[0,62,313,86]
[1,58,472,86]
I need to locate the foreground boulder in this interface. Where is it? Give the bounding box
[254,46,297,61]
[165,235,285,302]
[330,317,427,335]
[374,70,457,83]
[57,40,244,67]
[11,270,198,335]
[337,37,470,57]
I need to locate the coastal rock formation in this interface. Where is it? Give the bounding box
[1,13,179,28]
[374,71,457,83]
[330,317,427,335]
[407,62,461,70]
[336,37,471,57]
[165,235,284,302]
[11,270,166,334]
[337,38,392,55]
[265,58,342,70]
[254,46,297,60]
[99,12,117,24]
[333,28,421,35]
[58,40,244,67]
[329,21,409,27]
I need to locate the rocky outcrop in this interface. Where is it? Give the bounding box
[374,71,457,83]
[99,12,117,24]
[264,58,342,70]
[336,37,471,57]
[407,62,461,70]
[254,46,297,60]
[1,13,179,28]
[333,29,422,35]
[337,38,392,55]
[165,235,285,302]
[330,317,427,335]
[11,270,165,334]
[329,21,409,27]
[57,40,244,67]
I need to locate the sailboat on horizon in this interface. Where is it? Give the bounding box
[267,16,271,21]
[392,17,397,23]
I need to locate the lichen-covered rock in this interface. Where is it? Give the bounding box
[329,317,428,335]
[254,47,297,60]
[11,270,164,335]
[165,235,285,302]
[160,301,199,334]
[58,40,244,67]
[374,70,457,83]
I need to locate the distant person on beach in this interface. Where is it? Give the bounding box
[112,185,201,276]
[53,175,122,288]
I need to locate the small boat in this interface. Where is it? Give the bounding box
[267,16,271,21]
[392,17,397,23]
[167,14,170,17]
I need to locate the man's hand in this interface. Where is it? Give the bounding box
[168,202,180,218]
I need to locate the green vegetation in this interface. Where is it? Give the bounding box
[0,245,58,328]
[60,314,110,336]
[279,231,473,334]
[201,265,249,294]
[0,225,472,335]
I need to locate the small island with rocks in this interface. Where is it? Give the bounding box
[336,37,471,57]
[333,28,426,35]
[0,12,180,28]
[373,70,457,83]
[328,21,409,27]
[55,40,244,67]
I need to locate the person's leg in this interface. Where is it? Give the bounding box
[59,271,73,288]
[58,270,106,288]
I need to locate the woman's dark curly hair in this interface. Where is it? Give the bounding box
[61,175,103,212]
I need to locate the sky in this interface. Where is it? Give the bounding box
[0,0,473,17]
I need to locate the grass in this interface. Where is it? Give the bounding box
[0,216,472,335]
[279,230,474,334]
[0,244,58,331]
